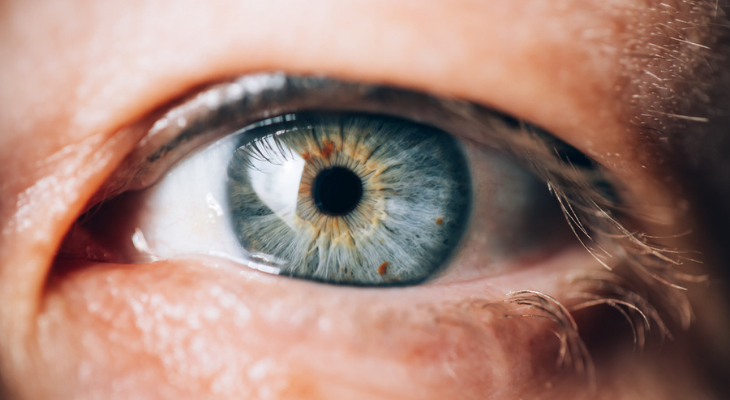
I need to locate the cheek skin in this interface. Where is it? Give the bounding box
[35,257,715,400]
[38,259,564,400]
[28,251,718,400]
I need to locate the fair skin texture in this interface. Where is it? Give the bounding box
[1,0,729,399]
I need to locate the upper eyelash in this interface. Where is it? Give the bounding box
[102,72,611,201]
[508,122,703,342]
[231,115,305,169]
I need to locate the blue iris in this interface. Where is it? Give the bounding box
[226,113,472,286]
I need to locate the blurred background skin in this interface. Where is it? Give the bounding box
[1,0,730,399]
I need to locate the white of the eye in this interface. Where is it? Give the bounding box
[134,136,244,260]
[132,227,159,261]
[247,149,305,229]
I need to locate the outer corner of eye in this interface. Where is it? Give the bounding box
[61,73,600,290]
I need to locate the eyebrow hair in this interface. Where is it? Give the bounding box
[620,0,728,134]
[641,2,730,288]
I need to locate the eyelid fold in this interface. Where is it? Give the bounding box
[89,72,614,213]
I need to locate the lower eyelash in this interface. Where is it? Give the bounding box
[502,119,704,319]
[505,290,595,391]
[541,151,701,332]
[567,270,672,349]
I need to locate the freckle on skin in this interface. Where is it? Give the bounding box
[378,262,388,275]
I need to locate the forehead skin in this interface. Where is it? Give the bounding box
[0,0,728,399]
[0,0,712,164]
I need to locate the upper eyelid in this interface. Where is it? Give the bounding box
[91,72,614,210]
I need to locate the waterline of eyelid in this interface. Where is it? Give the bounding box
[207,251,283,275]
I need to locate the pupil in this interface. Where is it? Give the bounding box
[312,167,363,216]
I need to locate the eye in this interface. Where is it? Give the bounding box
[227,113,472,285]
[66,73,597,287]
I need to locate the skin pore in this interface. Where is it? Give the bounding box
[1,0,730,399]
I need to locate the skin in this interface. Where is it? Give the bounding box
[1,0,729,399]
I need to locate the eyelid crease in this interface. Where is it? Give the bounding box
[89,72,610,209]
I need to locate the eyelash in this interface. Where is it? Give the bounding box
[68,72,699,362]
[513,122,703,356]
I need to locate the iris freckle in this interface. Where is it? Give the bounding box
[312,167,363,216]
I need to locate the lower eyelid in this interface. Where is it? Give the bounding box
[42,256,573,398]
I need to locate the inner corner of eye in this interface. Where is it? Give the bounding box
[72,107,575,288]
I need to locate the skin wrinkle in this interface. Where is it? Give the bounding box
[0,0,724,400]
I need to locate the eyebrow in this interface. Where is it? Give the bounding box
[620,0,727,132]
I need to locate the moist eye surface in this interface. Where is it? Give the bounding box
[227,112,472,286]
